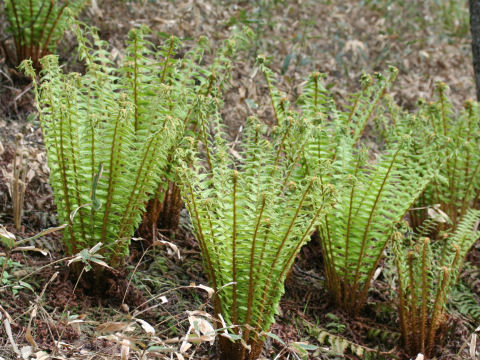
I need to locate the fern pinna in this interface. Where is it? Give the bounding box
[393,210,480,357]
[4,0,87,70]
[291,67,437,315]
[21,25,196,268]
[178,117,331,360]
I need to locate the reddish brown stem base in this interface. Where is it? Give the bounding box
[218,336,264,360]
[140,181,183,241]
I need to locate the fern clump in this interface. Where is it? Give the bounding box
[138,27,251,237]
[259,63,436,315]
[268,66,436,315]
[419,88,480,229]
[378,84,480,231]
[4,0,87,70]
[261,66,436,316]
[316,140,435,315]
[21,24,223,268]
[178,117,332,360]
[393,210,480,357]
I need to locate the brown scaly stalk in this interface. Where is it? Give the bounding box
[231,170,239,330]
[407,252,419,352]
[346,148,401,314]
[132,32,139,132]
[459,100,475,219]
[99,106,126,247]
[111,127,169,266]
[140,64,214,240]
[34,0,55,68]
[241,195,266,348]
[343,159,362,310]
[5,0,83,70]
[28,0,34,62]
[264,68,280,126]
[64,81,87,242]
[420,238,429,354]
[318,221,341,304]
[138,36,179,238]
[8,0,25,64]
[396,231,471,358]
[57,100,77,253]
[39,1,69,58]
[11,134,27,231]
[254,179,315,333]
[254,197,326,339]
[395,251,410,352]
[425,267,450,356]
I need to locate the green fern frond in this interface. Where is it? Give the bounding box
[284,67,434,315]
[379,83,480,231]
[301,317,398,358]
[178,115,332,359]
[137,26,251,236]
[342,67,398,144]
[317,141,435,314]
[20,23,227,267]
[448,281,480,323]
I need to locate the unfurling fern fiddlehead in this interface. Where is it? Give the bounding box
[378,83,480,232]
[137,26,253,237]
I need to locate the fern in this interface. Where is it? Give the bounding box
[139,27,252,236]
[317,141,435,315]
[20,23,220,268]
[298,66,398,145]
[178,116,331,360]
[4,0,87,70]
[276,67,435,315]
[300,317,398,359]
[378,84,480,231]
[393,209,480,357]
[448,281,480,323]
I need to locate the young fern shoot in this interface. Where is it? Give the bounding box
[317,141,435,315]
[178,117,332,360]
[137,26,252,237]
[419,88,480,229]
[393,210,480,357]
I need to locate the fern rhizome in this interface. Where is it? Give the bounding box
[178,116,332,360]
[4,0,87,70]
[393,210,480,357]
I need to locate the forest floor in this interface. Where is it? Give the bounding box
[0,1,479,359]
